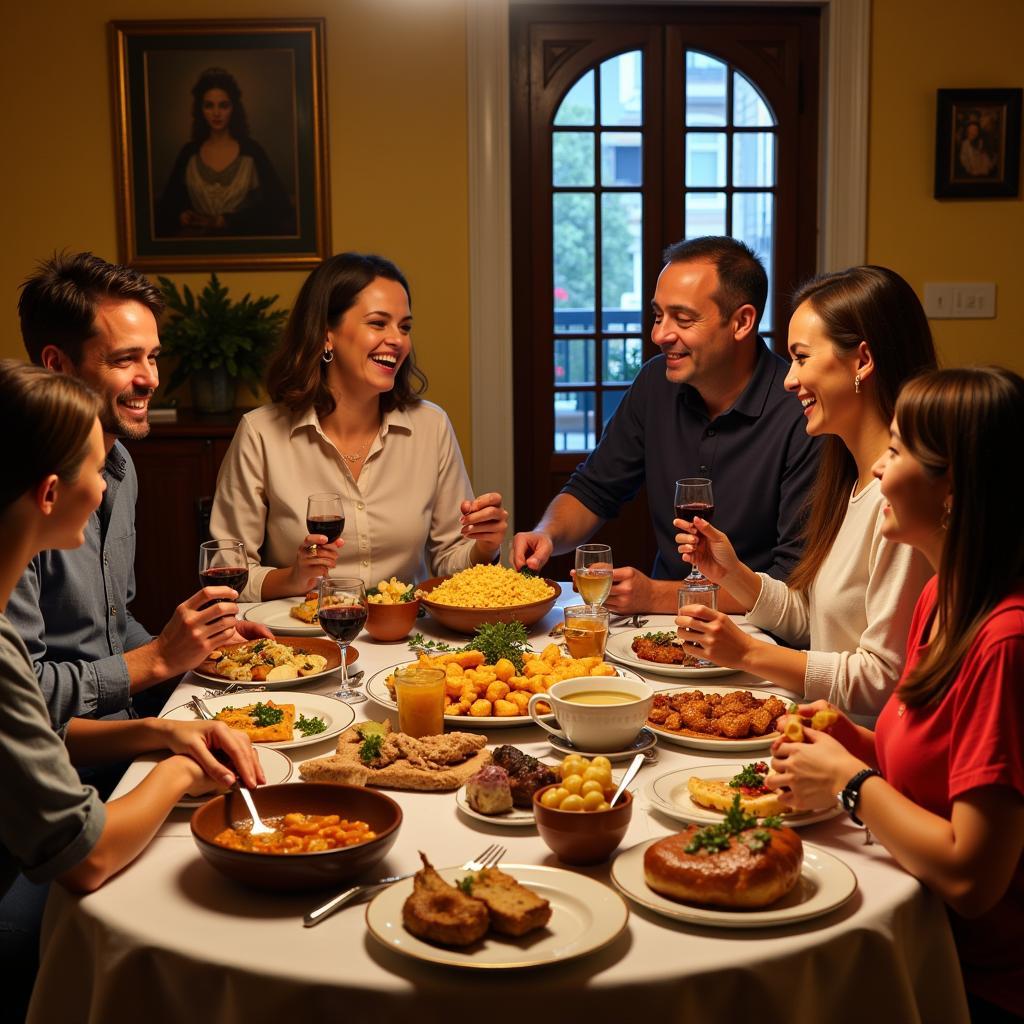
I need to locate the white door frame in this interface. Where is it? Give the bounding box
[466,0,871,513]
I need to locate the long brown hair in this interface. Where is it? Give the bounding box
[266,252,428,418]
[786,266,937,591]
[896,367,1024,708]
[0,360,102,515]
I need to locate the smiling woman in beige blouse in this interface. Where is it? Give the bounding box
[210,253,508,601]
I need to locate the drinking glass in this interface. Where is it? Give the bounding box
[574,543,613,606]
[306,492,345,551]
[198,539,248,611]
[677,580,720,668]
[563,604,610,659]
[673,478,715,581]
[393,666,446,738]
[318,576,368,703]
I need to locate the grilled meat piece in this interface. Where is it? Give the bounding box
[631,635,705,667]
[490,745,558,808]
[464,868,551,936]
[402,853,489,947]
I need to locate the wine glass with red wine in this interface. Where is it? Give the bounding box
[198,539,249,610]
[318,576,367,704]
[306,492,345,547]
[674,478,715,581]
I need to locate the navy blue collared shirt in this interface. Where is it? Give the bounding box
[7,442,152,730]
[562,343,821,581]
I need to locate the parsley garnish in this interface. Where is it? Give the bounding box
[295,714,327,737]
[685,794,780,855]
[637,631,679,646]
[729,761,769,790]
[456,874,477,895]
[359,732,384,763]
[251,639,269,654]
[249,702,284,727]
[408,633,460,654]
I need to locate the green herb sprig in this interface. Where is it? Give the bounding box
[359,732,384,764]
[465,621,532,674]
[638,631,679,646]
[249,702,284,727]
[408,634,461,654]
[295,714,327,737]
[729,761,770,790]
[684,794,780,854]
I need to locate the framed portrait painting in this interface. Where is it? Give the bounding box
[110,19,330,270]
[934,88,1022,199]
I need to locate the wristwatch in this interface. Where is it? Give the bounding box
[839,768,881,826]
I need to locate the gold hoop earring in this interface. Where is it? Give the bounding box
[322,346,334,364]
[854,374,861,394]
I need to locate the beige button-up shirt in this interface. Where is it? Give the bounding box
[210,401,478,601]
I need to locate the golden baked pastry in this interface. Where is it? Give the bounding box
[644,799,803,908]
[289,593,319,624]
[214,700,295,744]
[462,867,551,936]
[687,760,785,817]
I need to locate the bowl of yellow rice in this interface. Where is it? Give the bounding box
[417,565,559,634]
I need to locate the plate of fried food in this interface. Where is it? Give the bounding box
[646,685,788,751]
[606,627,758,678]
[365,655,648,729]
[365,853,629,968]
[242,597,324,637]
[645,761,842,828]
[162,692,356,750]
[192,637,346,687]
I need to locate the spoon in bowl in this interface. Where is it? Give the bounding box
[609,753,645,808]
[237,784,275,835]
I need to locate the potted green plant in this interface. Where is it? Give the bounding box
[157,273,289,414]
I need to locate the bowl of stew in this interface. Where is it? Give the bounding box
[191,783,402,892]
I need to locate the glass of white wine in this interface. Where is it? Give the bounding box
[575,543,613,606]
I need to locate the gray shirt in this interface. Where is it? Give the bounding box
[6,443,152,729]
[0,613,105,897]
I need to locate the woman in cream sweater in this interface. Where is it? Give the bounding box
[674,266,936,718]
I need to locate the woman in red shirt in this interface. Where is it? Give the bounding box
[769,366,1024,1023]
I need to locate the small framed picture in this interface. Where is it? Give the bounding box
[934,88,1022,199]
[110,19,330,270]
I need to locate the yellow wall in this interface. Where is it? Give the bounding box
[1,0,473,452]
[868,0,1024,371]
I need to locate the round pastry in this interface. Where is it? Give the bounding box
[643,824,803,908]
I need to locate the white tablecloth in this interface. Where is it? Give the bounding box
[29,589,968,1024]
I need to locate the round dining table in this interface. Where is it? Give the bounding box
[28,587,969,1024]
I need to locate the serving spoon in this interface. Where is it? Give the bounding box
[609,753,645,808]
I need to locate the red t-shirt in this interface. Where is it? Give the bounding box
[876,576,1024,1015]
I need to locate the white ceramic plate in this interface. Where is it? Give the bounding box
[117,745,293,808]
[606,628,737,678]
[365,863,629,967]
[644,763,842,828]
[161,691,355,750]
[364,661,649,729]
[454,788,537,827]
[242,598,323,636]
[646,685,785,752]
[190,637,356,689]
[611,839,856,929]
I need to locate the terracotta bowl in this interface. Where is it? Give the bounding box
[532,785,633,866]
[417,575,559,635]
[191,783,402,892]
[364,598,421,643]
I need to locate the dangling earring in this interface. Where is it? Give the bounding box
[941,501,951,531]
[854,374,861,394]
[322,346,334,364]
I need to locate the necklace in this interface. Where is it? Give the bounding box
[339,426,379,463]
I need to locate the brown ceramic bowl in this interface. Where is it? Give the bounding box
[364,598,421,643]
[191,783,402,892]
[532,784,633,865]
[417,575,559,635]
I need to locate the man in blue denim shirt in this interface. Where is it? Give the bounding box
[7,252,269,730]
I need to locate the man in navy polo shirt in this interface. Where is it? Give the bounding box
[512,236,819,614]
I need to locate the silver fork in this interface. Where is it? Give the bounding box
[303,843,506,927]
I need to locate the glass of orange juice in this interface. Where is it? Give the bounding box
[563,604,609,659]
[393,666,446,737]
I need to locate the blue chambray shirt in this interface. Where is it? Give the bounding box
[6,442,153,730]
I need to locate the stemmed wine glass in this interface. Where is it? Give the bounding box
[318,576,367,703]
[306,492,345,551]
[674,478,715,581]
[574,543,613,606]
[198,539,248,612]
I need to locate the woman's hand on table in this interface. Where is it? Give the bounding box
[159,720,266,790]
[461,492,508,561]
[767,726,867,812]
[674,603,756,668]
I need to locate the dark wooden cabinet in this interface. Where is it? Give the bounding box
[124,411,243,634]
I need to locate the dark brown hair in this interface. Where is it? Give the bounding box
[266,252,428,417]
[0,359,102,514]
[786,266,937,592]
[18,252,164,366]
[190,67,250,143]
[896,367,1024,708]
[662,236,768,327]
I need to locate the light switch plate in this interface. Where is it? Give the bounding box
[923,282,996,319]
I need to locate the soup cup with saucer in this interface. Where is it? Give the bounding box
[528,676,653,753]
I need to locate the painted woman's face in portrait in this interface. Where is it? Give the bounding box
[202,89,233,133]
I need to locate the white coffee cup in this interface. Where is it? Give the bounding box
[528,676,654,752]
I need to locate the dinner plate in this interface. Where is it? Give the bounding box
[644,763,842,828]
[117,745,293,807]
[364,661,648,729]
[243,598,323,636]
[605,628,737,678]
[190,637,350,688]
[365,863,629,967]
[611,839,856,929]
[646,685,784,752]
[162,691,355,749]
